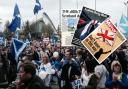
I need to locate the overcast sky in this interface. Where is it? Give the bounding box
[0,0,128,29]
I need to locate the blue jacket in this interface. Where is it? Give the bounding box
[105,73,128,89]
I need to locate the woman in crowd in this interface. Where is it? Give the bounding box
[105,60,128,89]
[94,64,108,89]
[39,53,55,89]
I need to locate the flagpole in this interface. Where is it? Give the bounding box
[59,0,62,49]
[76,0,78,9]
[18,14,24,40]
[95,0,96,11]
[124,1,128,17]
[36,14,38,39]
[59,0,61,29]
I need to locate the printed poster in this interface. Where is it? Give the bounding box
[61,9,81,46]
[82,18,126,64]
[72,7,109,47]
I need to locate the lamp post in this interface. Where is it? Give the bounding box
[124,1,128,17]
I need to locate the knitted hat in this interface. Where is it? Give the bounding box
[53,51,59,58]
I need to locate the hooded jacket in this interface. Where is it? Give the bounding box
[105,60,128,89]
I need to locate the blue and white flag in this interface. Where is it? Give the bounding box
[118,15,128,33]
[8,4,21,32]
[10,38,27,63]
[13,4,20,17]
[33,0,42,14]
[0,36,4,45]
[117,14,128,38]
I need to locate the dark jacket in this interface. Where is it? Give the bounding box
[61,61,81,81]
[61,61,81,89]
[85,74,98,89]
[24,75,45,89]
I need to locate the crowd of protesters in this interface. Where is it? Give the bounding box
[0,38,128,89]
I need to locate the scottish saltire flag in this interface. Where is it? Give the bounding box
[10,38,27,63]
[13,4,20,17]
[33,0,42,14]
[8,4,21,32]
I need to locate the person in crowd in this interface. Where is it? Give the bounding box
[116,48,128,74]
[61,48,77,66]
[81,59,98,89]
[31,45,40,61]
[81,60,93,89]
[75,48,84,68]
[61,50,81,89]
[17,55,32,71]
[105,60,128,89]
[50,51,62,72]
[50,51,62,89]
[94,64,108,89]
[0,53,9,88]
[39,53,55,89]
[16,63,45,89]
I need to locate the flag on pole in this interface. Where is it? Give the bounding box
[117,14,128,37]
[13,4,20,17]
[10,38,27,63]
[8,4,21,32]
[33,0,42,14]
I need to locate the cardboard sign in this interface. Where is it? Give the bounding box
[82,18,126,64]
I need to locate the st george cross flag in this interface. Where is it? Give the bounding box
[10,38,27,63]
[8,4,21,32]
[33,0,42,14]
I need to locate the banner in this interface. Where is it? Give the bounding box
[82,18,126,64]
[72,7,109,47]
[61,9,81,46]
